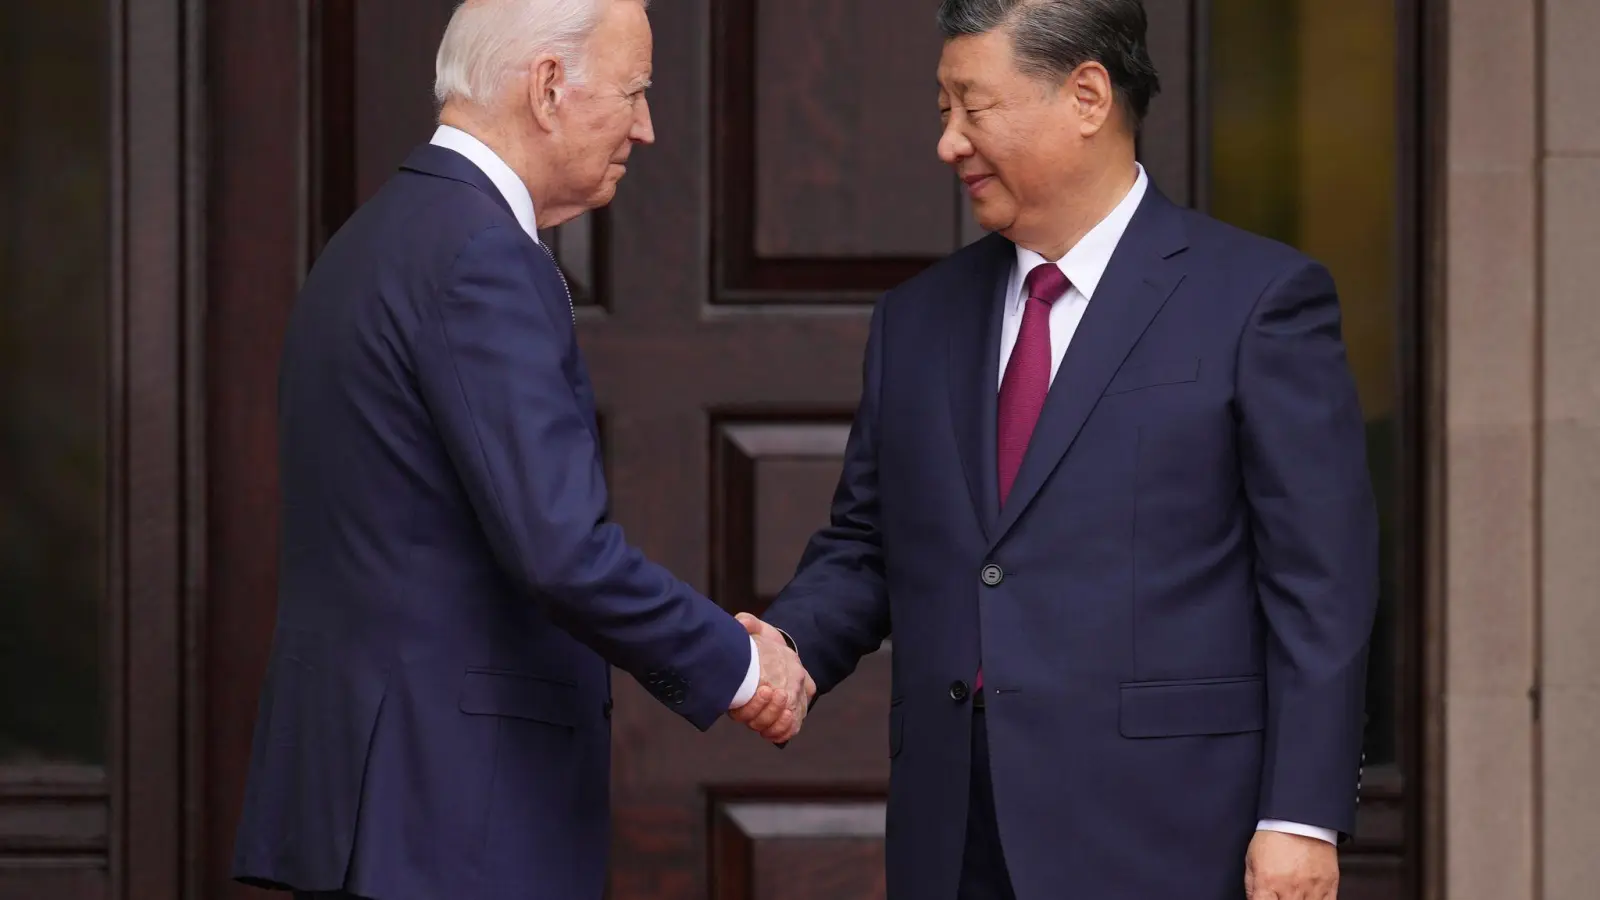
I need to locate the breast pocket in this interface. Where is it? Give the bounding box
[1103,358,1201,397]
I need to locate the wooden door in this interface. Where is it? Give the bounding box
[201,2,1417,899]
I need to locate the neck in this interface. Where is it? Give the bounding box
[438,102,559,226]
[1011,153,1139,261]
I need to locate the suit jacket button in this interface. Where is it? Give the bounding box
[980,564,1003,586]
[949,680,970,702]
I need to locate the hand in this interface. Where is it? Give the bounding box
[727,613,814,743]
[1245,830,1339,900]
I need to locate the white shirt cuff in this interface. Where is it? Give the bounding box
[728,634,761,708]
[1256,819,1338,844]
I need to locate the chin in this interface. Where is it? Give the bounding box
[586,183,619,209]
[971,202,1015,234]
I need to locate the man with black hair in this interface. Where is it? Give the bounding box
[735,1,1376,898]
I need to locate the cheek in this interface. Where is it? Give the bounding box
[584,110,632,151]
[989,141,1057,198]
[970,131,1027,194]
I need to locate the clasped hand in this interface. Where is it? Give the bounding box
[727,613,814,743]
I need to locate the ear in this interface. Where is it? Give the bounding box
[527,53,567,133]
[1069,61,1115,136]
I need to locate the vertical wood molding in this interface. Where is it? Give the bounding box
[110,0,203,895]
[203,2,307,896]
[308,0,356,261]
[1138,0,1197,206]
[1414,0,1452,890]
[180,1,210,894]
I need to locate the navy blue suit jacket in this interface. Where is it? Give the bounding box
[763,184,1378,899]
[231,144,751,900]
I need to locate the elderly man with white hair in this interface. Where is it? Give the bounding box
[229,2,812,898]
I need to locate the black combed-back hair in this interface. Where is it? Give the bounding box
[936,0,1160,130]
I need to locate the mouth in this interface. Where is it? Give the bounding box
[962,173,995,195]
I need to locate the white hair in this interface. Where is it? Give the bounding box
[433,0,612,106]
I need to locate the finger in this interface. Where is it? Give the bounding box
[761,709,795,742]
[730,686,773,723]
[748,697,785,732]
[735,612,764,635]
[747,702,783,732]
[733,688,778,725]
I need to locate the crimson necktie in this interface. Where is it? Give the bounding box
[997,263,1069,504]
[977,263,1069,692]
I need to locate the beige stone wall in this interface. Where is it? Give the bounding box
[1537,0,1600,893]
[1442,0,1600,896]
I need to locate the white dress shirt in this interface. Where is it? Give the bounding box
[427,124,764,709]
[996,162,1337,846]
[430,125,541,241]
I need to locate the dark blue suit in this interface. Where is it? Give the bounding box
[763,184,1378,899]
[231,144,751,900]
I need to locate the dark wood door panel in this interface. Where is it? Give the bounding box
[712,799,888,900]
[600,4,906,894]
[712,421,853,610]
[610,649,891,900]
[713,0,961,301]
[747,0,950,260]
[0,868,106,900]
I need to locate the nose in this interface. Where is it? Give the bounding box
[937,119,971,166]
[632,95,656,145]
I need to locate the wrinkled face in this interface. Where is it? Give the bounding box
[547,0,655,211]
[936,29,1088,239]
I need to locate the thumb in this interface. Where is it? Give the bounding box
[735,612,765,636]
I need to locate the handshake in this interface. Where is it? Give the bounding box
[727,612,816,744]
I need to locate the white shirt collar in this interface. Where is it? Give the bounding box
[1012,162,1148,310]
[429,124,540,242]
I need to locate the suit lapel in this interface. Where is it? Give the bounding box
[947,234,1014,540]
[989,187,1191,548]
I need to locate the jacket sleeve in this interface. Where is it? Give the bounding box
[762,297,892,695]
[1235,259,1379,839]
[412,225,750,730]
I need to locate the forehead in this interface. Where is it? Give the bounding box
[936,29,1017,90]
[589,0,652,77]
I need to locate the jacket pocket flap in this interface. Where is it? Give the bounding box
[459,669,580,728]
[1118,676,1264,738]
[1104,358,1201,396]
